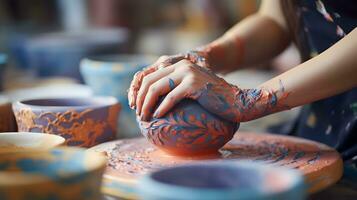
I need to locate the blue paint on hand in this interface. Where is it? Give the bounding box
[168,78,175,90]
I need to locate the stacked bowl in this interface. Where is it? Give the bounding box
[80,54,157,138]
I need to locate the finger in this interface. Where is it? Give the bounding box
[149,55,169,69]
[141,74,183,121]
[128,55,170,108]
[136,65,175,115]
[153,80,191,119]
[136,57,190,115]
[162,54,185,66]
[151,54,184,70]
[128,66,158,108]
[128,54,184,108]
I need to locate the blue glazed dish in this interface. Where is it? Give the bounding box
[14,29,129,81]
[80,54,157,137]
[0,147,107,200]
[139,161,306,200]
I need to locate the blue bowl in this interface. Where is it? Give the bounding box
[80,54,157,137]
[0,54,7,91]
[16,29,129,81]
[139,161,306,200]
[0,147,107,200]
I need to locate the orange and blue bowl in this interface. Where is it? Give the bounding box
[12,97,120,147]
[0,147,107,200]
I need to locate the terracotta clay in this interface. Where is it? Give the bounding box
[137,99,239,155]
[89,132,343,199]
[0,98,17,132]
[12,97,120,147]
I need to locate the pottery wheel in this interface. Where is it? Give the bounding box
[90,132,343,199]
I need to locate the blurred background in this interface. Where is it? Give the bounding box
[0,0,301,138]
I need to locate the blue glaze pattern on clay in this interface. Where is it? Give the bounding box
[138,99,239,155]
[169,78,175,90]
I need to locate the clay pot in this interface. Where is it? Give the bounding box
[137,99,239,156]
[139,161,306,200]
[80,54,157,138]
[12,97,120,147]
[0,96,17,132]
[0,147,107,200]
[0,132,64,153]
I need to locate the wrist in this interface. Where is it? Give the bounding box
[234,86,290,122]
[184,49,211,69]
[205,35,244,73]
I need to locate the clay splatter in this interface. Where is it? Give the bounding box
[92,132,342,194]
[191,73,290,122]
[168,78,175,90]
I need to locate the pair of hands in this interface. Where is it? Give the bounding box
[127,50,278,123]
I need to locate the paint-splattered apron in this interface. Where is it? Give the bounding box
[272,0,357,176]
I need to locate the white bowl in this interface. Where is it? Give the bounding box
[0,132,65,152]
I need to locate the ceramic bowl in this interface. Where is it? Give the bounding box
[0,132,64,153]
[137,99,239,156]
[80,54,157,138]
[139,161,306,200]
[12,97,120,147]
[0,54,6,91]
[0,96,17,132]
[0,147,107,200]
[14,28,129,81]
[3,84,93,102]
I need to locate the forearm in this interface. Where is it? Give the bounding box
[202,0,290,73]
[210,28,357,123]
[258,28,357,111]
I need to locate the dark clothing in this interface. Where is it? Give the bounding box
[276,0,357,165]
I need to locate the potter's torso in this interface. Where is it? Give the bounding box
[281,0,357,164]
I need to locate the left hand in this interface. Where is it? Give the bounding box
[128,49,212,111]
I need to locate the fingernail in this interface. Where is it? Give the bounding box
[153,111,159,118]
[137,106,141,115]
[129,102,134,110]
